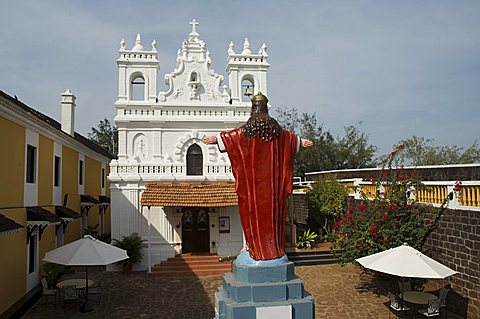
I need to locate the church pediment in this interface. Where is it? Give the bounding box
[158,20,230,105]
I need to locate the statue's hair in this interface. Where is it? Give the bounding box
[242,100,282,141]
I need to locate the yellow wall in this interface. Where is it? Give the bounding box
[0,209,27,314]
[61,146,78,202]
[38,136,53,206]
[85,156,100,228]
[63,194,81,244]
[0,117,25,207]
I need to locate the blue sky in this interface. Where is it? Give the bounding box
[1,0,479,156]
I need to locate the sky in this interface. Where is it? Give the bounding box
[1,0,479,156]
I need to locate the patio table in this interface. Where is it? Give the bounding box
[57,279,94,289]
[402,291,437,305]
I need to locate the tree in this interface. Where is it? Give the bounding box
[88,118,118,155]
[388,136,480,165]
[306,179,347,234]
[275,107,377,176]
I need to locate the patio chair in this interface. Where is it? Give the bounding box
[388,291,410,316]
[398,280,412,293]
[62,285,79,312]
[418,298,441,317]
[88,278,102,302]
[41,277,58,305]
[439,287,450,308]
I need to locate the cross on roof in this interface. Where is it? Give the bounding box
[190,19,199,33]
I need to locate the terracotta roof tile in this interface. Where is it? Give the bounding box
[141,183,238,207]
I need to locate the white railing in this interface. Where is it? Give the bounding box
[110,162,233,178]
[293,179,480,211]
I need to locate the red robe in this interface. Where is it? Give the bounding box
[220,128,298,260]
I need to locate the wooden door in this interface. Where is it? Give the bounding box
[182,208,210,253]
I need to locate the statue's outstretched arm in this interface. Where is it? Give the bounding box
[203,136,218,145]
[301,138,313,148]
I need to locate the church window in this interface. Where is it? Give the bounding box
[187,144,203,176]
[131,75,145,101]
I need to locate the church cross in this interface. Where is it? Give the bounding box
[190,19,199,33]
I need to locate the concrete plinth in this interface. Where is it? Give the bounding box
[215,252,315,319]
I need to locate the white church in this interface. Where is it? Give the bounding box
[109,20,271,270]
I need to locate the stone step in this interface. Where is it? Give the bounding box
[149,268,230,277]
[286,250,341,266]
[149,254,232,277]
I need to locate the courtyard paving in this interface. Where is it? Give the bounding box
[22,264,461,319]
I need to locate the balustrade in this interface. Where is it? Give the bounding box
[120,108,249,119]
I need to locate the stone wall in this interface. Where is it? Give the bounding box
[292,193,309,225]
[424,208,480,318]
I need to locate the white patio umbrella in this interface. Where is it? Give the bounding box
[356,243,457,279]
[356,243,457,305]
[43,235,128,312]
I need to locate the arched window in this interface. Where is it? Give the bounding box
[190,72,198,82]
[241,78,254,102]
[131,74,145,101]
[187,144,203,176]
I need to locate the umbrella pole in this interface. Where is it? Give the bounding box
[79,266,93,313]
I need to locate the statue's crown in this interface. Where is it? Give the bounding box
[252,92,268,103]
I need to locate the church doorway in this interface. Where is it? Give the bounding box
[181,207,210,253]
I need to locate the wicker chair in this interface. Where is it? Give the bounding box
[62,285,79,312]
[388,291,410,318]
[41,277,58,305]
[418,298,441,317]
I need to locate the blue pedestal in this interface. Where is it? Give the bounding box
[215,251,315,319]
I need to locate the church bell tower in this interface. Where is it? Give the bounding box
[226,38,269,104]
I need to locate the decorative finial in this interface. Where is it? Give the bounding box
[189,19,199,34]
[241,38,252,55]
[260,43,268,57]
[151,39,157,52]
[228,41,235,55]
[120,38,126,50]
[132,33,144,51]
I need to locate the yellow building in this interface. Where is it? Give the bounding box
[0,89,115,317]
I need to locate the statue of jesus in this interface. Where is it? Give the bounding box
[203,93,313,261]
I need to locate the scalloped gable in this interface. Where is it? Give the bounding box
[158,23,230,105]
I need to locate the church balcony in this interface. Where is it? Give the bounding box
[109,161,234,183]
[114,106,251,122]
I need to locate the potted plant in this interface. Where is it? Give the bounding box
[112,232,146,273]
[296,229,318,249]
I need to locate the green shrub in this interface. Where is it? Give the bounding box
[112,232,147,267]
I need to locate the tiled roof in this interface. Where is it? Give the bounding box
[0,214,23,234]
[27,206,63,223]
[98,196,110,204]
[54,206,81,219]
[80,195,100,205]
[141,183,238,207]
[0,90,115,160]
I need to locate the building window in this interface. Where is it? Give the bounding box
[26,144,37,183]
[101,168,105,188]
[54,156,61,187]
[187,144,203,176]
[79,160,84,185]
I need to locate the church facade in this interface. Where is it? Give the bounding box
[109,20,270,270]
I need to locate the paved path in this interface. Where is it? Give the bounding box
[23,264,459,319]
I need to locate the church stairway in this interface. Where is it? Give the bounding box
[149,253,232,277]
